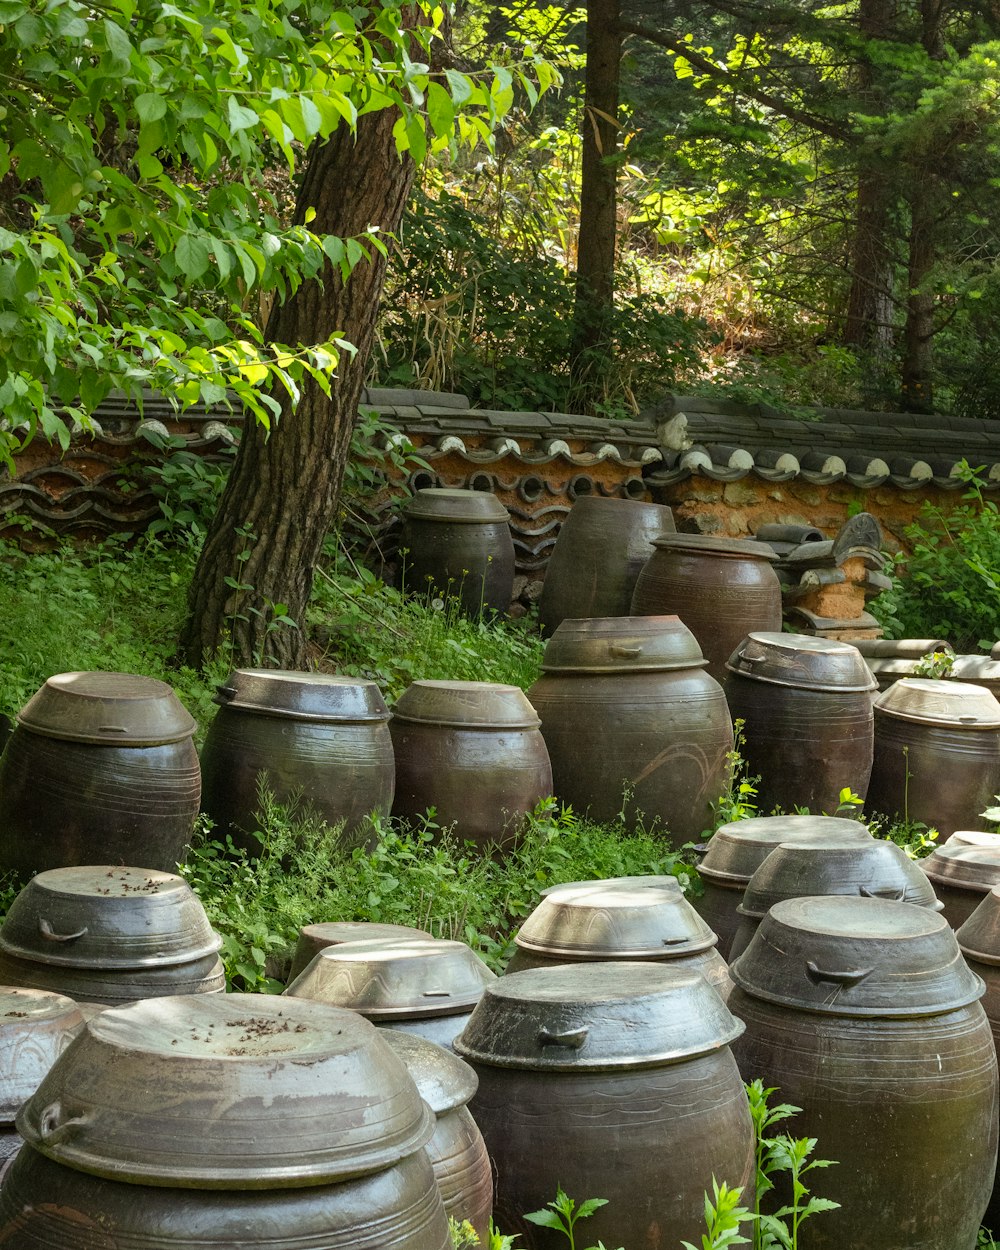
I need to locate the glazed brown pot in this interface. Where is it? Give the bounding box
[922,842,1000,929]
[398,488,515,618]
[631,535,782,683]
[537,496,675,636]
[729,897,998,1250]
[527,617,734,844]
[692,815,873,959]
[390,681,552,850]
[724,633,876,814]
[455,963,754,1250]
[0,672,200,878]
[200,670,394,856]
[866,679,1000,836]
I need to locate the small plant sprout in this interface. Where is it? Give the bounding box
[681,1178,753,1250]
[833,787,864,816]
[523,1189,622,1250]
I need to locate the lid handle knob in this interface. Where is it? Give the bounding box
[860,886,906,902]
[38,918,88,943]
[538,1027,588,1049]
[37,1100,91,1144]
[805,960,873,988]
[609,644,642,659]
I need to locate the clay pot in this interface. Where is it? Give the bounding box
[200,670,394,856]
[537,497,675,636]
[922,841,1000,929]
[399,489,515,618]
[866,679,1000,836]
[288,922,431,985]
[390,681,551,850]
[454,963,754,1250]
[729,897,997,1250]
[527,616,734,843]
[0,672,200,878]
[693,815,873,959]
[724,632,876,814]
[631,535,783,683]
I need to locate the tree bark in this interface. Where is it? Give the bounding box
[178,112,415,669]
[568,0,621,407]
[900,177,938,413]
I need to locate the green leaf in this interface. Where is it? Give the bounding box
[136,93,167,123]
[426,81,454,136]
[228,97,259,133]
[102,17,132,65]
[175,234,210,280]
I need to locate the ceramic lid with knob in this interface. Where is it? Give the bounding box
[956,887,1000,965]
[212,671,389,722]
[539,616,707,674]
[454,962,743,1072]
[0,988,84,1122]
[650,535,780,561]
[402,488,510,524]
[17,672,197,745]
[0,867,222,970]
[287,922,431,984]
[698,815,873,886]
[738,839,941,919]
[921,842,1000,894]
[874,678,1000,728]
[731,896,983,1017]
[391,681,540,729]
[513,879,718,959]
[725,632,877,693]
[17,994,433,1188]
[284,938,497,1019]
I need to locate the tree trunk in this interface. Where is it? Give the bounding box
[568,0,621,408]
[179,114,415,669]
[900,178,937,413]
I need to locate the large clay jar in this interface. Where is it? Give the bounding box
[455,963,754,1250]
[381,1030,493,1242]
[0,672,200,878]
[200,670,394,855]
[957,888,1000,1237]
[693,815,873,960]
[288,922,431,984]
[398,488,515,618]
[631,535,782,683]
[866,679,1000,836]
[537,496,675,636]
[527,616,734,844]
[724,632,876,813]
[729,897,998,1250]
[285,937,497,1049]
[921,841,1000,929]
[0,866,225,1006]
[390,681,551,850]
[0,995,451,1250]
[504,876,730,994]
[729,837,942,960]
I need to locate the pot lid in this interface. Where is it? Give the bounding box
[514,879,717,959]
[288,922,431,983]
[284,937,497,1018]
[738,840,941,920]
[0,988,84,1122]
[391,680,540,729]
[725,632,876,693]
[957,887,1000,965]
[380,1029,478,1114]
[454,962,743,1071]
[539,616,707,674]
[402,488,510,524]
[17,672,197,745]
[731,896,983,1017]
[213,670,389,722]
[17,994,433,1188]
[540,874,682,897]
[874,678,1000,728]
[0,867,222,970]
[944,830,1000,849]
[699,816,873,885]
[651,534,780,562]
[921,842,1000,893]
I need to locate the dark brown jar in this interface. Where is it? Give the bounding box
[866,679,1000,836]
[390,681,552,851]
[398,488,515,618]
[729,897,998,1250]
[0,866,225,1006]
[454,963,754,1250]
[200,670,394,855]
[729,838,943,960]
[285,937,497,1050]
[724,632,876,814]
[537,496,675,636]
[0,672,200,878]
[527,616,734,844]
[631,535,782,683]
[922,841,1000,928]
[504,877,730,994]
[288,922,431,984]
[693,815,873,960]
[382,1030,493,1243]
